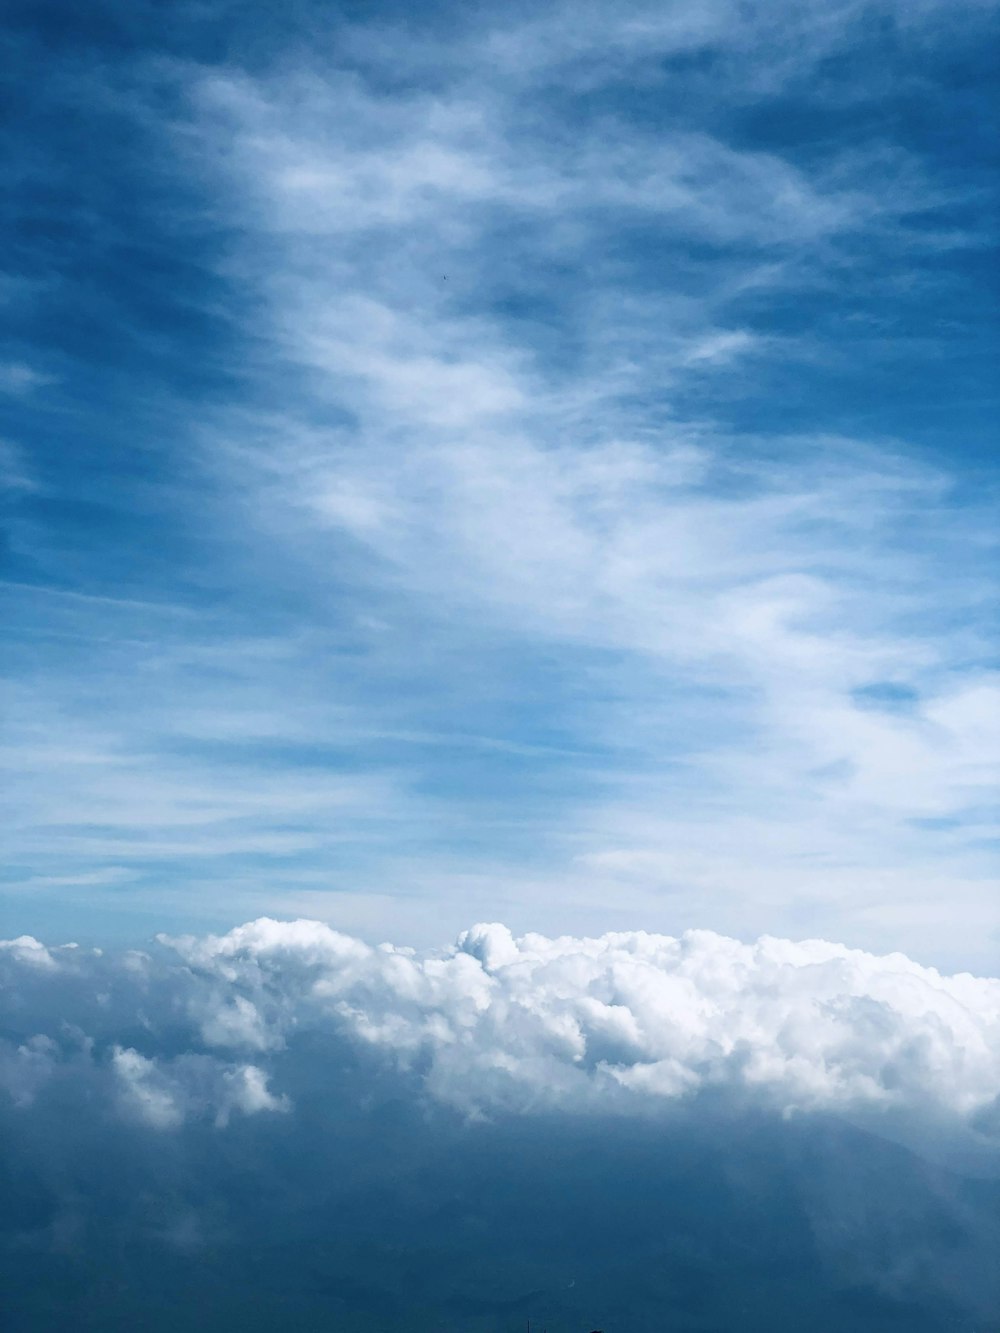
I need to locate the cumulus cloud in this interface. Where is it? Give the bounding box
[4,918,998,1141]
[111,1045,288,1130]
[3,917,1000,1329]
[172,919,1000,1134]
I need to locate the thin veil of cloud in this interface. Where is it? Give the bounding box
[2,0,997,966]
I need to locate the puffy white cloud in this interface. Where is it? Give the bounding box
[4,919,997,1147]
[110,1045,288,1131]
[112,1046,186,1130]
[0,935,59,970]
[3,917,1000,1328]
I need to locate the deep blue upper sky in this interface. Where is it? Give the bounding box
[2,0,997,966]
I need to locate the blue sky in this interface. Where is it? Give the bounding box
[2,0,998,968]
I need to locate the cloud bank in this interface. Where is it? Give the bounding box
[4,918,999,1135]
[3,918,1000,1330]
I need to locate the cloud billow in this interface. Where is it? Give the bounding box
[3,919,999,1329]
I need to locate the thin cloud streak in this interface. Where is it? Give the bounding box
[168,32,997,960]
[1,0,996,966]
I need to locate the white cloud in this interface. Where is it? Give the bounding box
[5,918,996,1153]
[112,1046,186,1130]
[111,1045,288,1131]
[0,361,52,395]
[0,935,58,969]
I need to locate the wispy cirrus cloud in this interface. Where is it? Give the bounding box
[1,0,996,964]
[149,19,998,960]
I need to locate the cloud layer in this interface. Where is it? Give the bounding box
[3,917,1000,1330]
[5,918,999,1138]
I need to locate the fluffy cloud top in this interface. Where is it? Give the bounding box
[4,919,998,1140]
[4,918,1000,1330]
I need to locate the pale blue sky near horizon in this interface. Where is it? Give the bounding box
[1,0,998,970]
